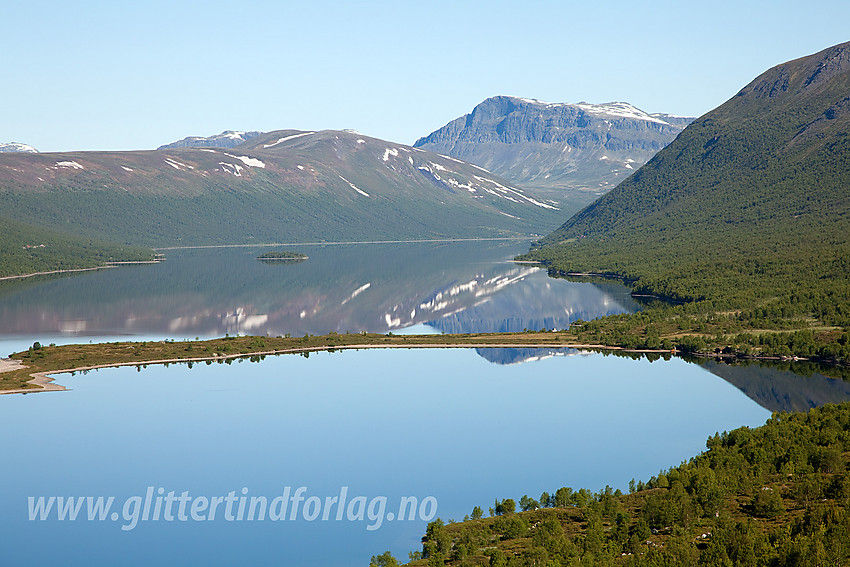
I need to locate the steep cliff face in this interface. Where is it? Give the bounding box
[414,96,691,202]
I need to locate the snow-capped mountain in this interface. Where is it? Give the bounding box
[0,142,38,153]
[0,129,566,247]
[414,96,692,206]
[158,130,263,150]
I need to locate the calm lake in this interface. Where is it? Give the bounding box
[0,241,640,356]
[2,241,849,566]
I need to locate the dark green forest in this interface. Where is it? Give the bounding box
[0,217,154,277]
[383,402,850,567]
[521,42,850,363]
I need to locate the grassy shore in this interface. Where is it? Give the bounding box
[6,328,850,394]
[1,331,597,393]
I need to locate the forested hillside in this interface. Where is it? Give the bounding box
[390,401,850,567]
[0,218,153,278]
[521,42,850,361]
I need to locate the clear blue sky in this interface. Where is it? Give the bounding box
[3,0,848,152]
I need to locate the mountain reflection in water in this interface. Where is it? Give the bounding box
[0,241,639,341]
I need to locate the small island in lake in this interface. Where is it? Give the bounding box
[256,250,308,264]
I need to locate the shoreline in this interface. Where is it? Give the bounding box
[152,237,533,251]
[0,260,162,283]
[0,337,827,396]
[0,341,660,396]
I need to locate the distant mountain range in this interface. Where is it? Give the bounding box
[158,130,263,150]
[414,96,691,206]
[0,142,37,153]
[0,96,691,275]
[0,129,565,249]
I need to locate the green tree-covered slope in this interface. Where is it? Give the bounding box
[397,401,850,567]
[0,218,154,277]
[522,41,850,359]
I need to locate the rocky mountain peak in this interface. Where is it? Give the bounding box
[0,142,38,153]
[414,96,692,206]
[158,130,263,150]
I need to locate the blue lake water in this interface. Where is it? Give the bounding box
[0,241,640,357]
[1,348,771,566]
[2,241,850,566]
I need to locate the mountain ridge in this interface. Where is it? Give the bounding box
[519,40,850,362]
[0,129,565,249]
[0,142,37,153]
[413,95,691,207]
[158,130,263,150]
[541,41,850,248]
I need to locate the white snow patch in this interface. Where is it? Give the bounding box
[417,166,442,182]
[430,162,448,172]
[357,139,366,144]
[506,96,674,126]
[297,165,305,170]
[341,282,371,305]
[164,158,194,170]
[55,160,83,170]
[382,148,399,161]
[224,153,265,168]
[263,131,315,148]
[408,156,414,165]
[121,166,134,172]
[438,154,465,164]
[0,142,38,153]
[446,178,475,192]
[448,280,479,296]
[574,101,670,125]
[218,162,244,176]
[338,175,370,197]
[472,175,559,210]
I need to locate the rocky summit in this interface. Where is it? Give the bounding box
[414,96,691,204]
[158,130,263,150]
[0,142,37,153]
